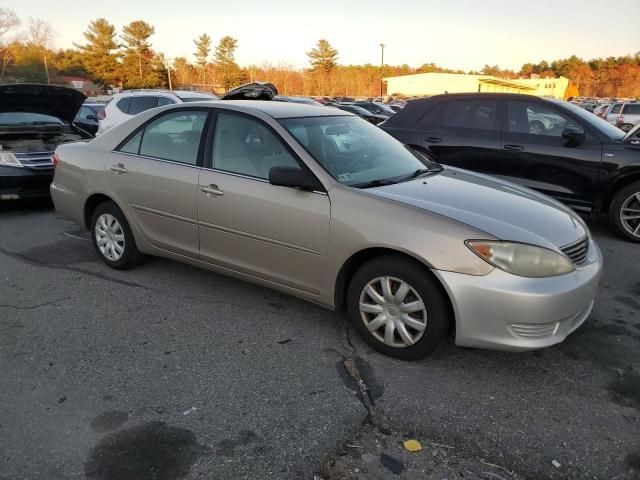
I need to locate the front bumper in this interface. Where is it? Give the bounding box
[433,239,603,351]
[0,165,53,200]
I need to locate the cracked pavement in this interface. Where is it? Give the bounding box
[0,199,639,479]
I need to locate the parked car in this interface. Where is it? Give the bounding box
[353,101,397,117]
[577,102,596,113]
[97,89,218,135]
[602,102,624,125]
[614,102,640,132]
[52,99,602,359]
[334,104,388,125]
[593,103,609,118]
[73,102,104,135]
[381,93,640,242]
[0,84,93,200]
[273,96,324,106]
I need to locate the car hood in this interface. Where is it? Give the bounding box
[368,167,587,249]
[0,84,86,124]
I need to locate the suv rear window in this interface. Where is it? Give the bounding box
[129,96,159,115]
[611,103,623,114]
[622,104,640,115]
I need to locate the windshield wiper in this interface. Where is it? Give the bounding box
[351,178,398,189]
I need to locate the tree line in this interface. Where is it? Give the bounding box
[1,8,639,98]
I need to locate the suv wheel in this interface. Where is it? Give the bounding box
[610,181,640,243]
[90,201,144,269]
[346,255,450,360]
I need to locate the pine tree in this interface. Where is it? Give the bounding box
[306,39,338,74]
[214,36,242,91]
[76,18,120,87]
[193,33,211,85]
[121,20,161,88]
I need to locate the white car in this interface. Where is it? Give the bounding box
[97,90,218,135]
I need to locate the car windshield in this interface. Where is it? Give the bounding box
[280,115,440,187]
[0,112,64,125]
[556,101,625,140]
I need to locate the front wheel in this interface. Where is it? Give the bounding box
[609,181,640,243]
[346,255,451,360]
[90,201,144,269]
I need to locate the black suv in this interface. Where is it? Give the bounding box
[382,93,640,242]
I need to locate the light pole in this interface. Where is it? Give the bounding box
[379,43,385,102]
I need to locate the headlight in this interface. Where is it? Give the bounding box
[0,152,23,168]
[466,240,574,278]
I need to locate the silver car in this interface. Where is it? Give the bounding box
[51,101,603,360]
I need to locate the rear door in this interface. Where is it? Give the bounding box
[197,110,331,297]
[419,98,502,171]
[107,109,210,257]
[499,99,602,212]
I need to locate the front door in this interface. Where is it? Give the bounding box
[107,109,209,257]
[197,111,331,296]
[499,99,602,212]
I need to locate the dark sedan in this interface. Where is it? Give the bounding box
[382,93,640,242]
[334,104,388,125]
[0,84,92,200]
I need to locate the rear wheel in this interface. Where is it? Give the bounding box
[346,255,451,360]
[609,181,640,243]
[529,120,545,135]
[90,201,144,269]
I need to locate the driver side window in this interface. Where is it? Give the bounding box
[211,113,299,179]
[507,101,573,137]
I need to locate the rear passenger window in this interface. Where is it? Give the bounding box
[211,113,299,179]
[129,96,159,115]
[438,100,497,130]
[124,111,208,165]
[611,104,623,114]
[116,98,131,114]
[119,131,143,154]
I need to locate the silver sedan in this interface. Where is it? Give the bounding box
[51,100,603,359]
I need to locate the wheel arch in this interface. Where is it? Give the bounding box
[83,193,116,229]
[601,172,640,212]
[333,247,454,328]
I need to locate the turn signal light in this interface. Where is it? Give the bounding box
[52,153,60,169]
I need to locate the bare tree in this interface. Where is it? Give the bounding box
[28,18,55,84]
[0,8,20,81]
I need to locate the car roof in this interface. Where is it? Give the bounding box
[176,100,351,119]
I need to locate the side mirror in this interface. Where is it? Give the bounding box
[562,125,585,146]
[269,166,323,192]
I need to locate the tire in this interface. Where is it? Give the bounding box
[529,121,545,135]
[618,123,633,132]
[346,255,451,360]
[609,181,640,243]
[90,201,144,269]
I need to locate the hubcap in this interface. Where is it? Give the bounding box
[95,214,125,261]
[358,276,427,348]
[620,191,640,238]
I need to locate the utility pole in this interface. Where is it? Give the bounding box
[379,43,385,102]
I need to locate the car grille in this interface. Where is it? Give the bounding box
[510,321,559,339]
[560,236,589,265]
[14,151,54,171]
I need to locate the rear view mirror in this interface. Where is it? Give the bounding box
[562,125,585,146]
[269,166,323,191]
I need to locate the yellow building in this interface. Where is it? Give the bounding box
[384,72,569,99]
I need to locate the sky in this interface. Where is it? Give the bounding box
[3,0,638,71]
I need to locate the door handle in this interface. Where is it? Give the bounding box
[425,136,442,143]
[503,144,525,151]
[110,163,128,174]
[201,184,224,196]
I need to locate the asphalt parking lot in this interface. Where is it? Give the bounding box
[1,199,639,480]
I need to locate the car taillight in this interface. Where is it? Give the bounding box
[52,153,60,169]
[97,109,106,120]
[617,115,625,124]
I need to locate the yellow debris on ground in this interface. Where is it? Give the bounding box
[403,439,422,452]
